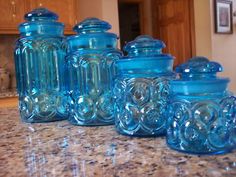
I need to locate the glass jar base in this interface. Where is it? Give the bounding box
[116,125,165,137]
[166,142,235,155]
[21,114,67,123]
[68,116,114,126]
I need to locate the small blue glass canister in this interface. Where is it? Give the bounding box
[114,35,175,136]
[14,8,68,122]
[166,57,236,154]
[66,18,122,126]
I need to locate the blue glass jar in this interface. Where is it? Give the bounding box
[114,35,175,136]
[14,8,68,123]
[166,57,236,154]
[66,18,122,126]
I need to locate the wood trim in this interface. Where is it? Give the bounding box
[0,29,19,34]
[138,1,145,34]
[189,0,196,56]
[151,0,159,38]
[0,97,18,108]
[73,0,79,25]
[119,0,144,3]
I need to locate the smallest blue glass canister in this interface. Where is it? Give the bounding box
[114,35,175,137]
[166,57,236,155]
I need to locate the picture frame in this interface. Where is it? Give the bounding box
[214,0,233,34]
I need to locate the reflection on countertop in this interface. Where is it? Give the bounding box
[0,90,18,98]
[0,107,236,177]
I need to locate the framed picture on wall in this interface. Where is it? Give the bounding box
[214,0,233,34]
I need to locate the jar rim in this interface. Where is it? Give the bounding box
[170,78,230,94]
[116,55,174,75]
[19,21,64,35]
[67,32,118,41]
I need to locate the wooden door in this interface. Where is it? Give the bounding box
[152,0,195,66]
[29,0,78,34]
[0,0,29,34]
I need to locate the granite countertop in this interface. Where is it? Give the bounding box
[0,108,236,177]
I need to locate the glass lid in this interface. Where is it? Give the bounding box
[67,18,118,52]
[73,17,111,34]
[19,8,64,36]
[70,18,117,38]
[124,35,166,57]
[24,8,58,21]
[116,35,174,74]
[171,56,229,94]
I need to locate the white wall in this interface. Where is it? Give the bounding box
[77,0,120,46]
[101,0,120,36]
[194,0,212,58]
[210,0,236,92]
[194,0,236,92]
[77,0,103,20]
[77,0,119,35]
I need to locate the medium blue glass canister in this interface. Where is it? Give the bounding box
[66,18,122,126]
[166,57,236,154]
[14,8,68,123]
[114,35,175,137]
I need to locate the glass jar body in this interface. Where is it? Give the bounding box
[14,35,69,123]
[67,49,120,126]
[166,92,236,154]
[114,74,174,137]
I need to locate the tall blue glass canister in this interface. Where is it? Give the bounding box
[14,8,68,123]
[66,18,122,126]
[114,35,175,137]
[166,57,236,154]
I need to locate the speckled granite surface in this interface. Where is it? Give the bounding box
[0,108,236,177]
